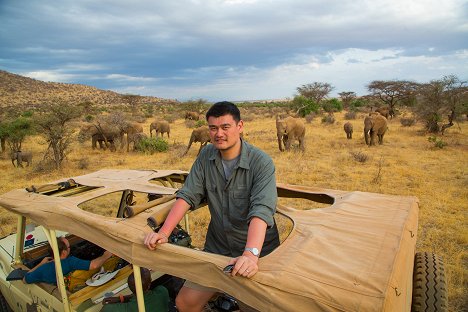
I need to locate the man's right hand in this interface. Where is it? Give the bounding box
[144,232,169,250]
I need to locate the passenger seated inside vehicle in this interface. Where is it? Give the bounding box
[23,236,113,286]
[101,267,169,312]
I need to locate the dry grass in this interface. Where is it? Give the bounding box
[0,112,466,311]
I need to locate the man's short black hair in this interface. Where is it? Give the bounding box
[206,101,241,123]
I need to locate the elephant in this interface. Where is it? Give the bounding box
[11,150,32,168]
[364,113,388,146]
[184,111,200,121]
[344,122,353,139]
[149,120,170,138]
[129,132,148,151]
[78,123,121,151]
[182,126,210,156]
[122,122,144,152]
[276,116,306,152]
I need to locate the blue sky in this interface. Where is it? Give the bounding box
[1,0,467,102]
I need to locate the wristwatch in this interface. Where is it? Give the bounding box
[244,247,260,257]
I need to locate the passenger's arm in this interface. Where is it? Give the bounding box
[89,251,113,271]
[27,256,53,273]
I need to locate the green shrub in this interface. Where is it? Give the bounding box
[84,115,94,122]
[195,120,207,128]
[428,136,447,149]
[21,110,33,118]
[349,99,365,111]
[291,96,320,117]
[322,98,343,112]
[136,137,169,154]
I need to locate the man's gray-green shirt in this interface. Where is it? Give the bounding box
[177,139,280,257]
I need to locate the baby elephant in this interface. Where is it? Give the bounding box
[344,122,353,139]
[11,151,33,168]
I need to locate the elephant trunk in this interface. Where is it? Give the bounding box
[277,134,284,152]
[364,130,370,145]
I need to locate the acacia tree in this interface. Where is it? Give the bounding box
[36,102,82,169]
[296,82,334,104]
[294,82,334,115]
[0,116,34,153]
[338,91,356,109]
[415,75,467,133]
[183,99,210,114]
[367,80,418,118]
[122,94,141,116]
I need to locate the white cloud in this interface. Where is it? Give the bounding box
[21,71,77,83]
[105,74,158,82]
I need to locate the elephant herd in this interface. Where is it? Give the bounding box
[273,108,390,152]
[343,111,389,146]
[78,109,389,156]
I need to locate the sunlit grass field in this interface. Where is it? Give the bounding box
[0,110,466,311]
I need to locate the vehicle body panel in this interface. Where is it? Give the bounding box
[0,169,419,311]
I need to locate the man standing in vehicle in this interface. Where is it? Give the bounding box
[144,101,280,312]
[24,236,113,285]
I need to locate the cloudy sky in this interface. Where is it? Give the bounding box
[1,0,467,102]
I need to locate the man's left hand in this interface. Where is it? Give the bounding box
[227,253,258,278]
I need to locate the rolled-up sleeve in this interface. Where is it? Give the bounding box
[176,153,207,210]
[247,152,277,227]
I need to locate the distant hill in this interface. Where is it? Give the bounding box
[0,70,177,110]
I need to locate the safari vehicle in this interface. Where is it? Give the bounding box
[0,169,447,312]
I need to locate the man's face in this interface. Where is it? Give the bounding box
[208,114,243,152]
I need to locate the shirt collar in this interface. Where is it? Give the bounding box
[208,138,250,170]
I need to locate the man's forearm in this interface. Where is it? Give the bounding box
[244,217,267,256]
[158,198,191,236]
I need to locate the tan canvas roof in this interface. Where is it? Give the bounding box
[0,169,419,311]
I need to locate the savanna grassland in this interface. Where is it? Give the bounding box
[0,109,466,311]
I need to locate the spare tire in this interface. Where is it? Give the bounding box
[411,252,448,312]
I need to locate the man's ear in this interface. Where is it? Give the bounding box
[237,120,244,132]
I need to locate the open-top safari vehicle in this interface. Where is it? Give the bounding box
[0,169,447,311]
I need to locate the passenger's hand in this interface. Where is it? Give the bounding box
[144,231,168,250]
[227,253,258,278]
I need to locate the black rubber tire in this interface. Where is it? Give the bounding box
[411,252,448,312]
[0,290,12,312]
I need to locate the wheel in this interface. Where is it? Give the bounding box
[0,290,12,312]
[411,252,448,312]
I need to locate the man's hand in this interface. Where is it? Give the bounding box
[227,253,258,278]
[144,231,169,250]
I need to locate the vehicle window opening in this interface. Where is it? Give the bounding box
[78,191,124,217]
[26,179,101,197]
[149,173,186,189]
[277,187,334,210]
